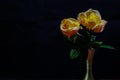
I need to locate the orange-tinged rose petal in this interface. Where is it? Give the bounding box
[62,29,79,37]
[77,8,107,33]
[87,22,96,30]
[92,20,107,33]
[77,12,88,27]
[60,18,82,37]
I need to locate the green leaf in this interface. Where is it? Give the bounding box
[94,41,103,45]
[89,41,103,48]
[100,45,116,50]
[70,49,80,59]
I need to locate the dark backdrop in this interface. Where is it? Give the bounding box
[0,0,120,79]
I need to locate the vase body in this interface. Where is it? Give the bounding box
[84,48,95,80]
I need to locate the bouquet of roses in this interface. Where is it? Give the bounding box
[60,8,115,80]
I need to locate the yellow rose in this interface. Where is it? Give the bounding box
[77,8,107,33]
[60,18,82,37]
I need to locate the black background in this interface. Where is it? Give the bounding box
[0,0,120,79]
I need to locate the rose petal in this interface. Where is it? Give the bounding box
[77,12,88,27]
[86,8,102,20]
[60,18,82,37]
[92,20,107,33]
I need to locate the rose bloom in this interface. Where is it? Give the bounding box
[77,8,107,33]
[60,18,82,37]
